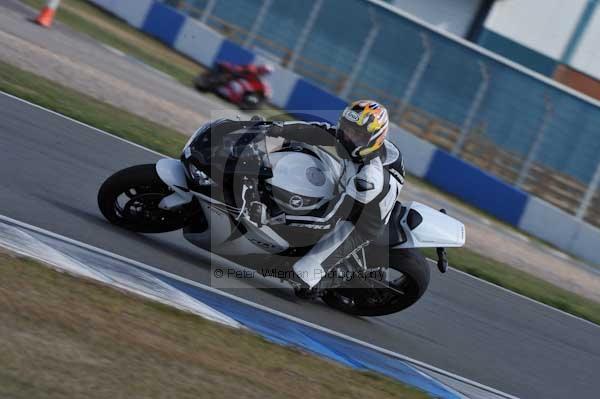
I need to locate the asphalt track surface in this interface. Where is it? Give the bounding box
[1,93,599,399]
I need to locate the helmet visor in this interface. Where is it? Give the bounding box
[338,119,371,148]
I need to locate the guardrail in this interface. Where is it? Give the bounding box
[87,0,600,266]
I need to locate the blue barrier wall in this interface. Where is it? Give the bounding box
[285,79,347,123]
[214,40,255,65]
[142,2,185,46]
[426,150,529,225]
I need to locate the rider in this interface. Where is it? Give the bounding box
[270,100,405,292]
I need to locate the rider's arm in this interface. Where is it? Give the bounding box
[269,121,337,146]
[346,159,391,240]
[344,159,385,205]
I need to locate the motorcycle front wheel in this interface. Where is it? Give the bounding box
[98,164,196,233]
[194,71,221,91]
[321,248,431,317]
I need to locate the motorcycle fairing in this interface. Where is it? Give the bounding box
[390,201,466,249]
[183,200,290,256]
[156,158,194,210]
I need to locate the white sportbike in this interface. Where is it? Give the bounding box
[98,118,465,316]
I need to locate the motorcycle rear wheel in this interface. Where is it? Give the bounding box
[321,248,431,317]
[98,164,195,233]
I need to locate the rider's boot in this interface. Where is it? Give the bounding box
[290,272,322,300]
[293,285,322,300]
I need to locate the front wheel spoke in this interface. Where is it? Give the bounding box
[119,191,174,222]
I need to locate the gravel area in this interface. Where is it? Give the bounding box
[2,0,599,301]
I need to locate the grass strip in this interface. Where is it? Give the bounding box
[0,251,430,399]
[0,60,186,157]
[21,0,202,86]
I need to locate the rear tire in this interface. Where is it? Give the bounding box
[98,164,195,233]
[321,248,431,317]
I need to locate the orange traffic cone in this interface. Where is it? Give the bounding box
[35,0,61,28]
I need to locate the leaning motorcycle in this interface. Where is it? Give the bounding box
[98,119,465,316]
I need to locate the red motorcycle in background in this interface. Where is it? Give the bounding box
[194,62,273,110]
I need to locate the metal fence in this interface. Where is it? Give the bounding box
[164,0,600,227]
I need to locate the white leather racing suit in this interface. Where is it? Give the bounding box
[270,121,405,288]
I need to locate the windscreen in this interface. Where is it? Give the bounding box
[185,120,274,181]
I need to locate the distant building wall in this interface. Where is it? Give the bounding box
[571,4,600,80]
[478,0,600,85]
[390,0,483,37]
[554,65,600,101]
[482,0,587,61]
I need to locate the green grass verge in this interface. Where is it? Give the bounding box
[0,60,186,157]
[0,251,430,399]
[21,0,203,86]
[421,247,600,325]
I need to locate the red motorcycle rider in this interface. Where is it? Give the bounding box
[195,62,273,109]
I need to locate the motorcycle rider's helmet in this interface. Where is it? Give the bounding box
[336,100,389,162]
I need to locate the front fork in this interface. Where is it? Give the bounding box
[155,158,194,211]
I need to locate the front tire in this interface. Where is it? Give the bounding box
[98,164,194,233]
[321,248,431,317]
